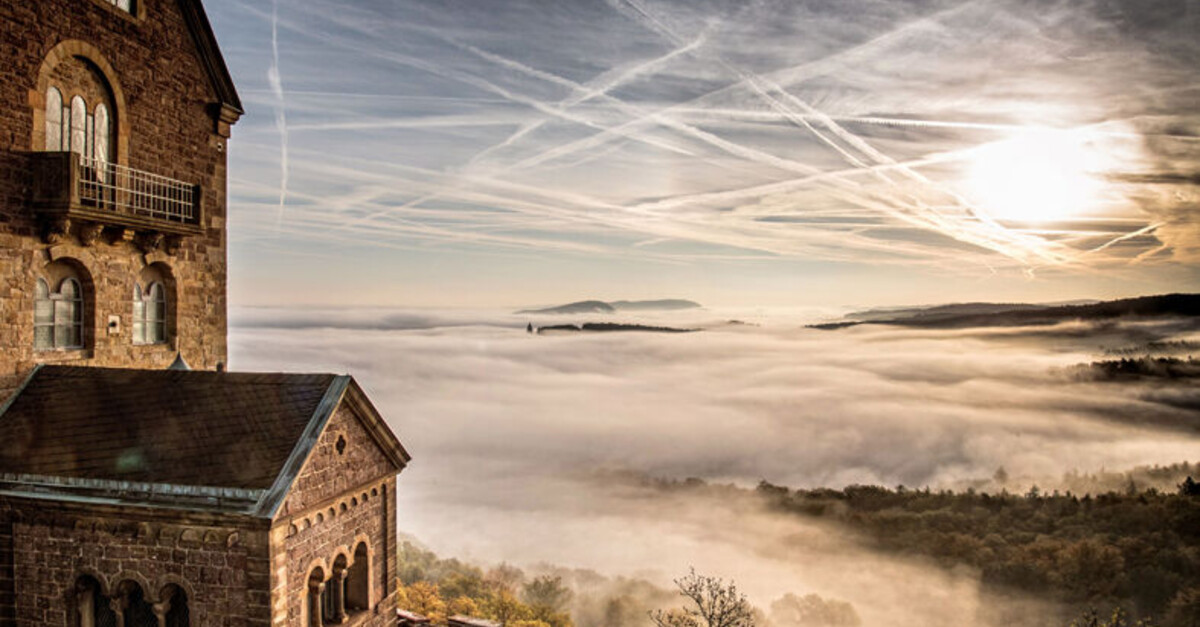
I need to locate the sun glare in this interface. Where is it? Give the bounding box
[965,131,1105,223]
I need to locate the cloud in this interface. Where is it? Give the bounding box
[215,0,1200,276]
[267,0,288,226]
[230,308,1200,625]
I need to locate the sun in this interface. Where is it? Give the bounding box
[965,130,1104,223]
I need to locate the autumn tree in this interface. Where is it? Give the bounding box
[769,593,861,627]
[483,588,535,626]
[523,575,574,627]
[649,569,755,627]
[488,563,527,592]
[398,581,448,624]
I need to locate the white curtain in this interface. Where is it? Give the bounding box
[70,96,87,156]
[45,88,62,151]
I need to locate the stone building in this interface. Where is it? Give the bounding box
[0,0,242,396]
[0,0,412,626]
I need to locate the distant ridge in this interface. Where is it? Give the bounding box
[518,300,614,315]
[843,301,1079,322]
[518,299,701,315]
[536,322,694,334]
[609,299,701,311]
[812,293,1200,330]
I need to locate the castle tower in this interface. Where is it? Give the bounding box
[0,0,242,398]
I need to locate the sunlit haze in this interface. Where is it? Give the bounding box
[210,3,1200,625]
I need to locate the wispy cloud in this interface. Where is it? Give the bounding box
[215,0,1200,285]
[266,0,288,227]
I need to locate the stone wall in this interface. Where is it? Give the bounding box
[0,499,271,626]
[281,406,399,514]
[273,404,401,627]
[0,0,234,399]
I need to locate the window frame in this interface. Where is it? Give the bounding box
[34,277,85,351]
[132,281,167,345]
[92,0,139,19]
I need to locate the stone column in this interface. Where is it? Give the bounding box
[331,569,348,623]
[109,597,127,627]
[75,584,94,627]
[153,586,175,627]
[308,582,325,627]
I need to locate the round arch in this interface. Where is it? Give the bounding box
[304,563,329,627]
[109,570,154,598]
[348,535,373,610]
[69,572,117,627]
[331,546,353,567]
[31,40,128,165]
[73,568,110,597]
[37,256,96,352]
[303,557,330,583]
[151,574,196,605]
[350,533,373,567]
[137,260,176,345]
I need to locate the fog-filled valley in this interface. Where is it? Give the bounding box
[230,305,1200,626]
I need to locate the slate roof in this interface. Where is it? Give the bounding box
[0,365,407,516]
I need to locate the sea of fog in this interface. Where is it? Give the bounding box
[229,305,1200,627]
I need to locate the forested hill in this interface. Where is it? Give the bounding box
[813,293,1200,330]
[517,299,701,314]
[640,469,1200,626]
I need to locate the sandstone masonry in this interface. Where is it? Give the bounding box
[0,2,412,626]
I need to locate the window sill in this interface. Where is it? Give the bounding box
[33,348,91,362]
[130,342,177,356]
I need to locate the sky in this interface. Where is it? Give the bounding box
[206,4,1200,617]
[208,0,1200,309]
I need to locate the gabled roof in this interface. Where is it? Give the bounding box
[0,366,409,517]
[177,0,243,114]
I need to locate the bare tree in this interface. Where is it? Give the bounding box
[649,569,755,627]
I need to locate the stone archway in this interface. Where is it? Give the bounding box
[31,40,128,165]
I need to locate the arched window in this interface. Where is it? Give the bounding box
[113,581,156,627]
[38,50,118,166]
[329,554,351,623]
[74,575,117,627]
[46,87,63,151]
[35,276,83,350]
[43,89,111,163]
[346,542,370,613]
[133,282,166,345]
[160,584,189,627]
[70,95,87,156]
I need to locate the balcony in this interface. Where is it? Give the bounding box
[31,152,203,240]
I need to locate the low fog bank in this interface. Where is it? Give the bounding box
[229,304,845,332]
[230,308,1199,625]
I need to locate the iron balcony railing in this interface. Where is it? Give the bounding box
[31,152,202,235]
[77,156,197,223]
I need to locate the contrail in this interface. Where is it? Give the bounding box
[1084,223,1163,256]
[268,0,289,228]
[612,0,1075,268]
[461,30,708,170]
